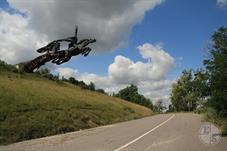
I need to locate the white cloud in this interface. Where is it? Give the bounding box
[0,10,47,64]
[7,0,164,52]
[56,67,77,79]
[108,43,174,84]
[217,0,227,7]
[139,81,173,104]
[56,43,175,105]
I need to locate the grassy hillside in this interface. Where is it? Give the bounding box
[0,71,152,145]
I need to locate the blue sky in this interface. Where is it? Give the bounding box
[0,0,226,75]
[0,0,226,104]
[43,0,227,77]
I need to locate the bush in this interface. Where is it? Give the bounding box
[194,106,206,114]
[35,68,50,77]
[0,60,17,72]
[204,107,227,135]
[96,89,106,94]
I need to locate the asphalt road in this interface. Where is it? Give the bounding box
[1,113,227,151]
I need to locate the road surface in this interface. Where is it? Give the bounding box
[1,113,227,151]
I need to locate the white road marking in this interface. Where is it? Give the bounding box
[114,114,175,151]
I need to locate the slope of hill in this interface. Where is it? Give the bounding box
[0,71,153,145]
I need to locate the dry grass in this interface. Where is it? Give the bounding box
[0,72,152,145]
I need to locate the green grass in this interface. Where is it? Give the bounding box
[0,71,153,145]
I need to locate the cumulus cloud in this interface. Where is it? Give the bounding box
[217,0,227,7]
[56,67,77,79]
[7,0,164,52]
[109,43,174,84]
[0,10,47,64]
[139,81,173,105]
[56,43,175,105]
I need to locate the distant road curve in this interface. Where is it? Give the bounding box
[1,113,227,151]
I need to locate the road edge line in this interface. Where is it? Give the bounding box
[114,114,175,151]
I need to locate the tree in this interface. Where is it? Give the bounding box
[171,70,194,111]
[192,69,210,107]
[170,69,208,111]
[96,89,106,94]
[167,104,174,112]
[88,82,95,91]
[115,85,153,110]
[204,27,227,117]
[116,85,138,103]
[68,77,79,85]
[154,99,166,113]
